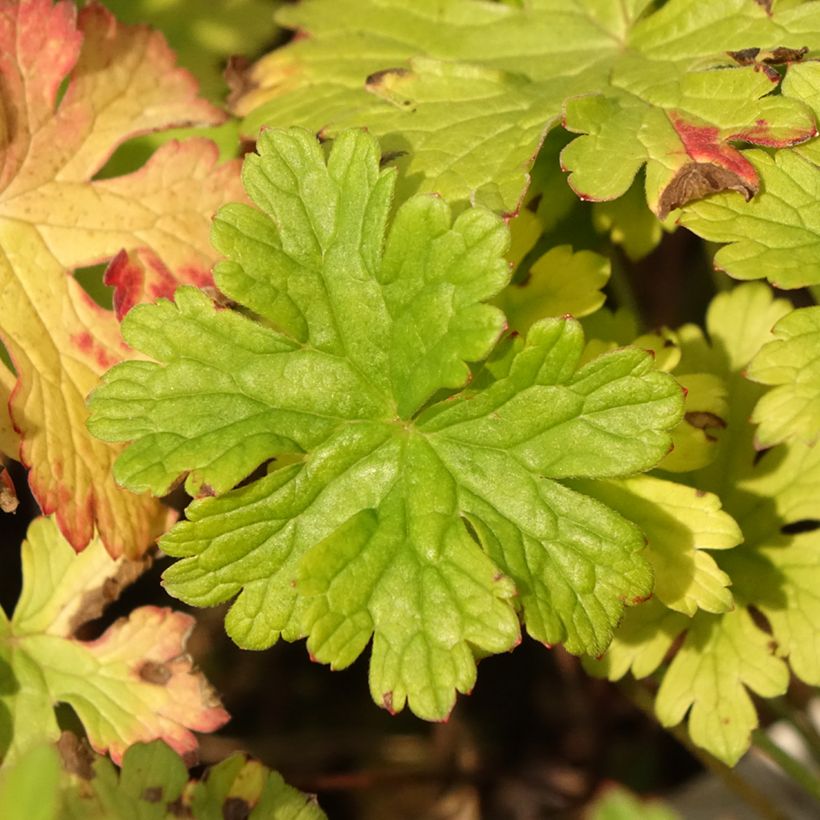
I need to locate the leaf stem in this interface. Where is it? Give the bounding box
[620,680,788,820]
[751,728,820,803]
[762,697,820,765]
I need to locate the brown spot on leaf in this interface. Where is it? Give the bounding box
[763,46,808,64]
[753,0,772,13]
[223,796,252,820]
[685,410,727,431]
[728,47,761,66]
[630,593,653,605]
[382,691,395,714]
[138,660,172,685]
[366,67,409,87]
[658,162,756,219]
[0,465,18,513]
[141,786,163,803]
[57,732,96,780]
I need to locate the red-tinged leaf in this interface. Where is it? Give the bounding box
[78,607,230,763]
[2,516,230,765]
[0,0,244,556]
[0,462,17,512]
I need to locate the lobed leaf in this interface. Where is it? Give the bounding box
[235,1,818,212]
[0,516,228,765]
[0,0,244,555]
[746,306,820,447]
[0,736,326,819]
[588,284,820,765]
[88,127,684,719]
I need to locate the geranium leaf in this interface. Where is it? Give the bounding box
[588,284,819,765]
[573,476,741,616]
[88,127,684,719]
[746,306,820,447]
[679,149,820,288]
[232,0,820,216]
[495,245,610,333]
[0,736,326,820]
[0,0,244,555]
[0,517,229,765]
[655,608,789,767]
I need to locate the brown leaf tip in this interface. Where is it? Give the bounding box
[657,162,756,219]
[382,691,396,714]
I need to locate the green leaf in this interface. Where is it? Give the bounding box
[88,127,684,719]
[747,306,820,447]
[680,150,820,288]
[98,0,280,102]
[190,753,325,820]
[0,744,61,820]
[563,58,815,218]
[0,737,326,820]
[233,0,820,214]
[585,784,681,820]
[0,517,228,765]
[589,284,818,765]
[655,608,789,767]
[573,476,741,616]
[583,598,688,682]
[495,245,610,333]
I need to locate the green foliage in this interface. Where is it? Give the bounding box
[88,127,684,720]
[585,784,681,820]
[587,285,820,765]
[0,517,228,765]
[0,737,325,819]
[1,0,817,787]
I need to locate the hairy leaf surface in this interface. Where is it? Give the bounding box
[88,128,684,719]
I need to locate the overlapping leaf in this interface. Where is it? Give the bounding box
[88,127,684,720]
[0,516,229,765]
[231,0,820,221]
[0,0,244,556]
[679,61,820,287]
[746,306,820,446]
[0,736,325,820]
[587,284,820,765]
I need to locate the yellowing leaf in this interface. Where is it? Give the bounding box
[576,476,740,616]
[235,0,820,220]
[0,360,18,458]
[0,0,244,555]
[496,245,610,332]
[655,609,788,767]
[747,306,820,447]
[590,284,818,765]
[0,516,229,765]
